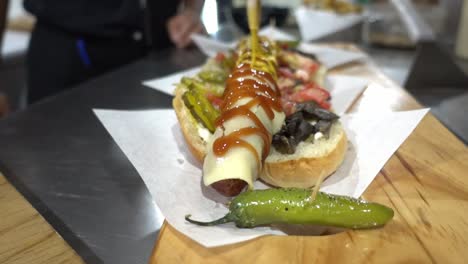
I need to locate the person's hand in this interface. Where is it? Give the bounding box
[167,9,205,49]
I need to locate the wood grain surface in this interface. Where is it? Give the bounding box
[150,45,468,264]
[0,173,84,264]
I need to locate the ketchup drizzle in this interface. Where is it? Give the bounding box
[212,52,281,164]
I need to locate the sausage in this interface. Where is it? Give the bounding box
[211,179,248,197]
[202,38,285,196]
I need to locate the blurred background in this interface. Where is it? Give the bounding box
[1,0,467,142]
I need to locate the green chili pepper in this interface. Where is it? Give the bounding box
[185,188,394,229]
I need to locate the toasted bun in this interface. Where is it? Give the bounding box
[172,84,207,164]
[173,53,345,189]
[174,86,347,188]
[261,122,347,188]
[173,86,250,196]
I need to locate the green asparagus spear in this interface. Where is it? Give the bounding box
[186,188,394,229]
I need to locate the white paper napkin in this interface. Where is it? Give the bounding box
[258,25,297,41]
[327,75,368,115]
[94,107,428,247]
[295,6,364,41]
[143,66,202,95]
[144,71,368,115]
[298,43,367,69]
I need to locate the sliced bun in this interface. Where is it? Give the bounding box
[260,122,347,188]
[172,84,207,164]
[173,53,345,189]
[172,57,223,163]
[173,85,248,196]
[174,86,347,188]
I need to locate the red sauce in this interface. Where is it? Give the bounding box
[212,55,282,164]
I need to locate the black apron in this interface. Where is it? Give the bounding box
[24,0,181,103]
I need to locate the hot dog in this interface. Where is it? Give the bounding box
[172,38,347,196]
[202,38,285,196]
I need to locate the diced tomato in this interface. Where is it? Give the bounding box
[304,83,331,98]
[206,93,223,110]
[319,100,331,110]
[303,82,314,89]
[215,52,225,63]
[289,89,314,103]
[290,87,331,109]
[280,43,289,50]
[306,62,319,74]
[277,77,296,92]
[278,67,295,79]
[294,69,310,82]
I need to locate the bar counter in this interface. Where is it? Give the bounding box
[0,46,467,264]
[0,48,206,264]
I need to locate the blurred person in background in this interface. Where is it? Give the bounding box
[24,0,205,103]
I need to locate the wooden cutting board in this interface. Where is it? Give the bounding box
[0,173,84,264]
[149,45,468,263]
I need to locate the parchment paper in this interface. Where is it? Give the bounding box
[94,107,428,247]
[144,71,368,116]
[295,6,364,41]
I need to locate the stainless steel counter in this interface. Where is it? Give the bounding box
[0,48,205,264]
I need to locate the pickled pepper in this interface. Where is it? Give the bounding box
[182,87,219,133]
[186,188,394,229]
[198,71,227,84]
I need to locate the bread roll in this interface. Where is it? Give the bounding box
[173,84,347,188]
